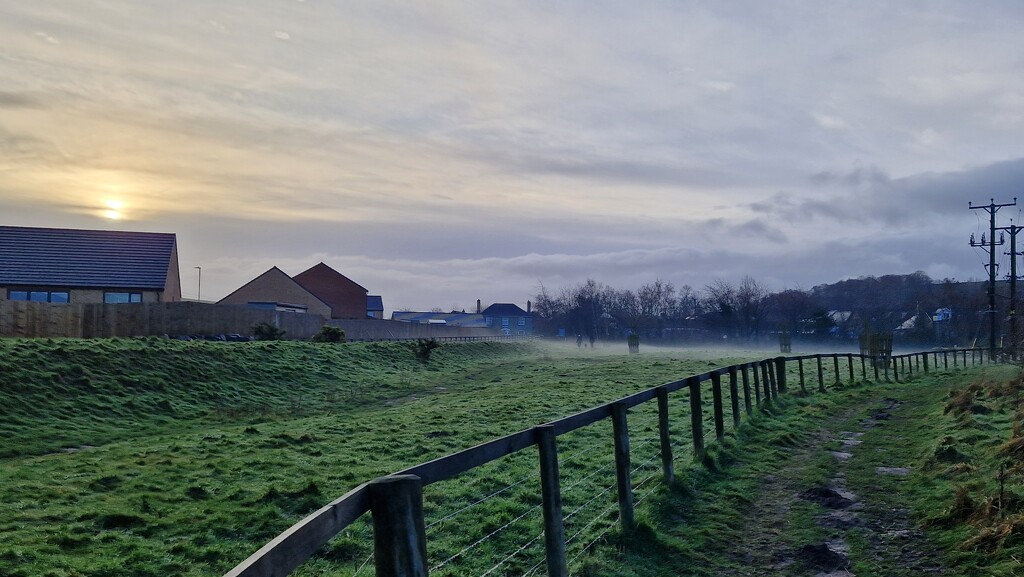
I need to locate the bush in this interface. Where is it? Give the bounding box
[252,322,286,341]
[310,326,346,343]
[412,338,440,363]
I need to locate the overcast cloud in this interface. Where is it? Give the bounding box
[1,1,1023,312]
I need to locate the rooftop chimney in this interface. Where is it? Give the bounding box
[476,299,481,314]
[527,300,531,314]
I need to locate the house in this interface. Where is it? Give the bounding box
[367,295,385,319]
[218,262,372,320]
[217,266,332,317]
[293,263,369,319]
[390,311,488,328]
[481,302,533,336]
[0,225,181,303]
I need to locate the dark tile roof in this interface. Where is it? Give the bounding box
[0,225,176,289]
[366,295,384,311]
[481,303,530,316]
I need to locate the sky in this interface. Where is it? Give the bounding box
[3,1,1024,313]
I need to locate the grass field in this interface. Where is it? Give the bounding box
[1,338,1019,577]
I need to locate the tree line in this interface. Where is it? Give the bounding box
[533,272,993,346]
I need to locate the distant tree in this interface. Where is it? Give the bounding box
[703,279,737,338]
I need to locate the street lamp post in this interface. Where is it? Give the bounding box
[194,266,202,302]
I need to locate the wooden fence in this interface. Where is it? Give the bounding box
[223,348,992,577]
[0,301,500,341]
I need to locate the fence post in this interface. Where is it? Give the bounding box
[860,356,866,381]
[884,356,891,381]
[752,363,762,405]
[816,355,825,392]
[761,362,773,401]
[688,377,705,462]
[711,372,725,441]
[873,356,880,381]
[892,357,899,382]
[953,350,958,368]
[766,361,778,398]
[847,354,854,383]
[832,354,841,386]
[944,351,949,369]
[728,366,741,428]
[774,357,787,394]
[368,475,428,577]
[907,355,913,378]
[656,387,674,485]
[966,349,971,366]
[741,364,753,415]
[535,426,568,577]
[611,403,635,531]
[798,358,806,393]
[923,353,929,373]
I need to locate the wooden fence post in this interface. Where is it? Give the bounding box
[816,355,825,392]
[728,366,741,429]
[847,354,854,383]
[766,361,778,398]
[688,377,705,462]
[798,358,806,393]
[535,426,568,577]
[923,353,929,373]
[368,475,429,577]
[873,356,880,382]
[953,350,958,368]
[907,355,913,378]
[884,356,891,381]
[774,357,787,394]
[892,357,899,382]
[833,354,841,386]
[860,356,866,381]
[741,364,753,415]
[711,372,725,441]
[656,387,674,485]
[611,403,635,531]
[752,363,762,406]
[944,351,949,369]
[761,362,773,401]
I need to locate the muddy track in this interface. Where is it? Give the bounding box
[715,393,947,577]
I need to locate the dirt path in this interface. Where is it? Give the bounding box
[716,392,948,576]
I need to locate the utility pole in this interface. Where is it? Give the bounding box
[970,197,1016,360]
[998,221,1024,358]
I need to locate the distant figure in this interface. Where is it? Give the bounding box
[576,334,583,348]
[589,335,596,349]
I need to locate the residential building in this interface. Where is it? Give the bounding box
[367,295,385,319]
[0,225,181,304]
[481,303,533,336]
[390,311,488,328]
[217,266,331,317]
[219,262,372,320]
[293,262,369,319]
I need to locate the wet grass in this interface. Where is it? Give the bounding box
[0,337,756,577]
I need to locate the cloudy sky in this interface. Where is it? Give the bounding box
[3,1,1024,312]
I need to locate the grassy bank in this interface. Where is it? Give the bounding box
[0,338,753,577]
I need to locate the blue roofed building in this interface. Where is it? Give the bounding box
[0,225,181,304]
[367,295,384,319]
[390,310,487,328]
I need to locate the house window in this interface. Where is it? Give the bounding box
[502,318,510,327]
[485,316,492,326]
[104,292,143,304]
[8,289,70,303]
[518,317,526,326]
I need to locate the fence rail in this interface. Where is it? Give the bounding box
[223,347,993,577]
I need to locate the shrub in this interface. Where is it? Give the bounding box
[310,326,346,343]
[252,322,286,341]
[412,338,440,363]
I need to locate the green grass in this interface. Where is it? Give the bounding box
[1,338,1015,577]
[0,338,756,577]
